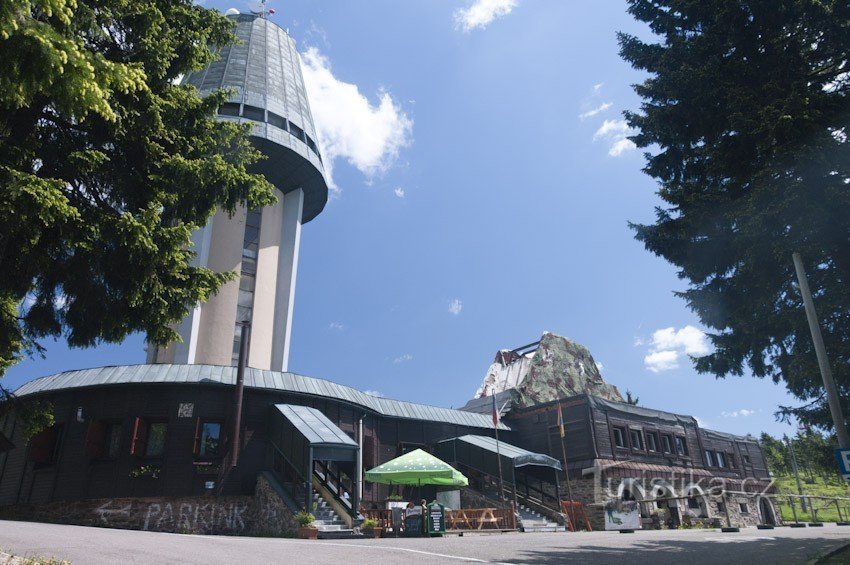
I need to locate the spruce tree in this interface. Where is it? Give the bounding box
[620,1,850,428]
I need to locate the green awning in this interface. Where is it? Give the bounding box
[365,449,469,487]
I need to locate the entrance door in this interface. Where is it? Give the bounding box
[759,498,776,525]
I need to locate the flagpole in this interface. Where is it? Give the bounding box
[558,400,575,526]
[493,391,506,506]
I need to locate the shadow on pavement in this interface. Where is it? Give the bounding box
[504,536,842,564]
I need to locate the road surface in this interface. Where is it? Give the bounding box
[1,520,848,564]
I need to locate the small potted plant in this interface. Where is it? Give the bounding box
[361,518,382,538]
[296,510,318,539]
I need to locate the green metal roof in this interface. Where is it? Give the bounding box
[439,435,562,470]
[274,404,357,447]
[14,364,509,431]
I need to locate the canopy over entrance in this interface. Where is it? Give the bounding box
[365,448,468,487]
[434,435,561,483]
[269,404,359,510]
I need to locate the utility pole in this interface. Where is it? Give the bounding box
[231,322,251,468]
[785,435,807,513]
[792,253,850,449]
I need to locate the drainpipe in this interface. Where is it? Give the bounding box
[356,413,364,513]
[231,322,251,469]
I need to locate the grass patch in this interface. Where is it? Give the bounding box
[773,475,850,523]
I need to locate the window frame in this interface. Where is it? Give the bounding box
[646,431,659,453]
[27,424,64,467]
[131,417,168,459]
[704,449,716,467]
[85,419,123,461]
[674,436,689,456]
[661,435,673,454]
[629,428,645,451]
[193,418,224,459]
[612,426,627,449]
[716,451,727,468]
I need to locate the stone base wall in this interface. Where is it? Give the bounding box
[559,475,782,531]
[0,474,296,536]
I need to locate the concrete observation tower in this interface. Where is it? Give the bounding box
[147,10,328,371]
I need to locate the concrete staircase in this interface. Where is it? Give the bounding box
[311,491,363,540]
[517,503,565,533]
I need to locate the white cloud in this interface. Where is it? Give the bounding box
[364,389,384,397]
[393,354,413,364]
[643,325,711,373]
[579,102,613,121]
[328,321,344,331]
[593,118,636,157]
[301,47,413,193]
[448,298,463,315]
[595,362,604,373]
[454,0,518,32]
[593,82,604,92]
[644,350,679,373]
[393,187,405,198]
[722,409,755,418]
[609,137,637,157]
[651,326,710,357]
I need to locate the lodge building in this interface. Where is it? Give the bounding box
[0,362,779,534]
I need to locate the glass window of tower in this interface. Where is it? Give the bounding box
[232,209,262,365]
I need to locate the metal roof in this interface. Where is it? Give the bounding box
[458,389,517,415]
[14,364,509,430]
[439,435,562,470]
[274,404,357,447]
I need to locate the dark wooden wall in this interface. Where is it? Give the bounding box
[0,384,495,506]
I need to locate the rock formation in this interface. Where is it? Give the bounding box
[475,332,622,408]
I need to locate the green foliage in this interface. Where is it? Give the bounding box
[129,464,161,479]
[759,432,790,476]
[0,385,54,438]
[295,510,315,528]
[361,518,378,530]
[620,1,850,429]
[0,0,275,374]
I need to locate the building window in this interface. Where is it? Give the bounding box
[717,501,726,513]
[218,102,240,117]
[85,420,122,460]
[727,453,736,468]
[194,420,222,458]
[242,105,265,121]
[739,502,749,514]
[675,436,689,456]
[630,429,644,451]
[232,209,262,365]
[716,452,727,468]
[661,435,673,453]
[704,450,715,467]
[743,454,751,464]
[267,111,287,130]
[646,432,659,452]
[613,427,627,449]
[131,418,168,458]
[289,121,305,141]
[27,424,64,466]
[688,495,701,510]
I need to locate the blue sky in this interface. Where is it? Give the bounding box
[6,0,804,438]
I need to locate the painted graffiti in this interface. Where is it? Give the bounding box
[94,500,131,523]
[142,501,249,532]
[90,499,251,533]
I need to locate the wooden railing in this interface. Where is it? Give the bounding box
[313,460,355,515]
[361,507,517,533]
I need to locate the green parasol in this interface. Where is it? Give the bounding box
[365,448,469,487]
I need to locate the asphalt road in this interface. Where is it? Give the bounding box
[1,521,849,564]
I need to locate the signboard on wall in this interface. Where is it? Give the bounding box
[604,500,641,530]
[837,449,850,483]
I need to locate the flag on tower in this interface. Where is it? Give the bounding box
[491,392,500,428]
[558,401,565,438]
